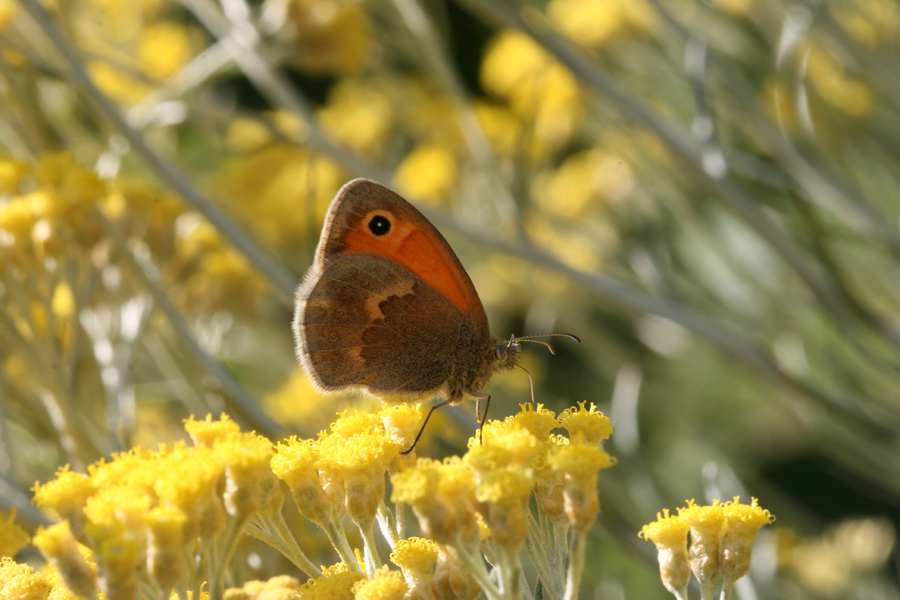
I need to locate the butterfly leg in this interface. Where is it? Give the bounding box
[401,397,457,455]
[472,391,491,445]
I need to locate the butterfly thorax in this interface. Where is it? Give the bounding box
[446,336,521,402]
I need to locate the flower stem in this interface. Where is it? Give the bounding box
[563,528,587,600]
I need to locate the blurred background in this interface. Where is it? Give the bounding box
[0,0,898,597]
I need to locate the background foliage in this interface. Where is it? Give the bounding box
[0,0,898,597]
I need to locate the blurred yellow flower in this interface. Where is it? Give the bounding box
[0,510,29,558]
[319,79,393,157]
[548,0,655,47]
[286,0,370,75]
[480,30,581,153]
[225,575,301,600]
[533,148,635,219]
[834,0,900,48]
[807,47,874,117]
[87,60,153,105]
[139,22,196,81]
[393,144,457,206]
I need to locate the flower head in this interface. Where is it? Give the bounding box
[558,402,613,444]
[639,509,691,599]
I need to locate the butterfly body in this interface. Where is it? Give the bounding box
[294,178,521,407]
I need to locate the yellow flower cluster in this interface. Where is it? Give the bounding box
[640,497,775,600]
[31,414,279,600]
[20,403,613,600]
[391,402,615,599]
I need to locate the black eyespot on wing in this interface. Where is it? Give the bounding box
[369,215,391,236]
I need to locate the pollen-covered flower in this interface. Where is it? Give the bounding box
[390,537,438,600]
[32,466,96,533]
[473,466,533,550]
[184,413,242,448]
[212,432,276,519]
[639,509,691,600]
[679,499,728,598]
[0,509,29,558]
[297,562,366,599]
[225,575,300,600]
[432,546,481,600]
[0,556,53,599]
[379,404,425,458]
[392,458,479,546]
[558,402,613,444]
[532,435,568,523]
[548,441,615,530]
[319,428,392,529]
[153,444,225,540]
[352,566,407,600]
[505,403,559,440]
[272,436,334,525]
[720,497,775,593]
[32,521,97,599]
[146,505,188,591]
[465,423,541,471]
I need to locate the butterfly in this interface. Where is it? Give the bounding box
[293,178,577,450]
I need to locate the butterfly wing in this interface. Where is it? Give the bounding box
[296,253,475,397]
[314,178,488,327]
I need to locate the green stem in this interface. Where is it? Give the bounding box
[496,545,520,600]
[376,501,400,548]
[451,540,503,600]
[209,515,248,599]
[246,514,319,578]
[563,528,587,600]
[322,517,361,570]
[359,519,383,575]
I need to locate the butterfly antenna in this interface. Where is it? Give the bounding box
[515,363,537,404]
[511,333,581,355]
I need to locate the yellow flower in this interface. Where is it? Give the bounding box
[212,431,276,519]
[548,0,655,47]
[32,522,97,600]
[720,498,775,591]
[474,466,533,550]
[184,413,241,448]
[393,144,457,206]
[807,47,874,117]
[146,505,188,590]
[390,537,438,580]
[639,509,691,599]
[318,79,393,157]
[0,157,27,196]
[548,441,615,529]
[378,405,425,456]
[153,444,225,540]
[297,561,366,600]
[432,546,481,600]
[391,458,478,546]
[0,509,29,558]
[319,428,392,528]
[0,556,53,599]
[352,566,407,600]
[272,436,333,525]
[480,30,580,153]
[32,466,96,530]
[286,0,370,75]
[558,402,613,444]
[473,101,520,157]
[138,22,195,81]
[465,424,541,471]
[224,575,300,600]
[505,403,559,441]
[679,499,728,598]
